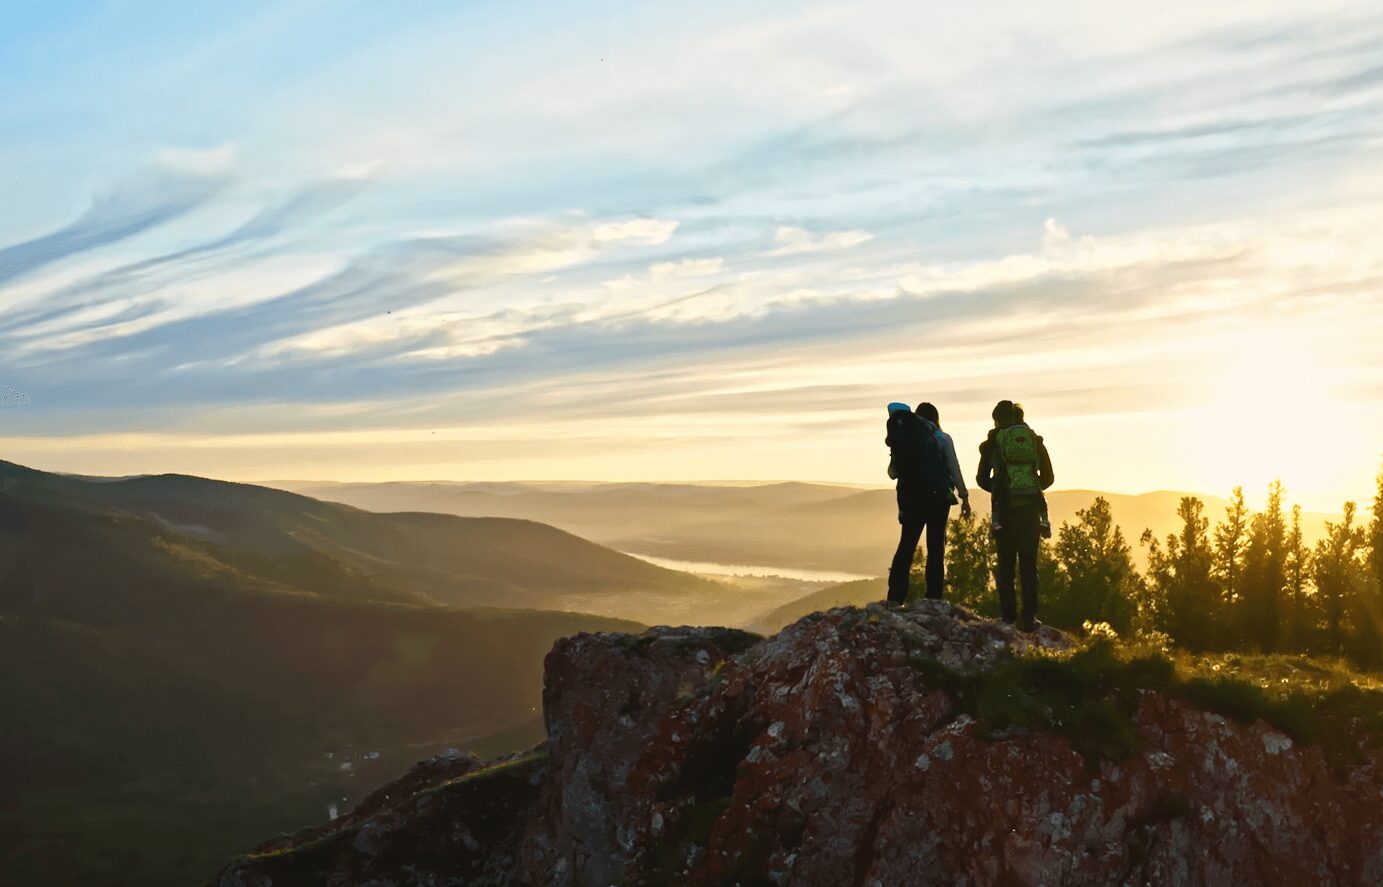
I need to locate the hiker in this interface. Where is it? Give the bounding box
[885,401,963,605]
[976,400,1055,631]
[916,402,972,522]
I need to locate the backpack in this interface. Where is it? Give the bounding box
[994,423,1041,494]
[886,411,951,497]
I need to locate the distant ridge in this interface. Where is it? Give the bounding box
[280,479,1339,576]
[0,460,722,615]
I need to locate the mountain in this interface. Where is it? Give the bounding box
[281,480,1338,576]
[0,461,732,623]
[214,601,1383,886]
[278,479,858,552]
[0,461,660,886]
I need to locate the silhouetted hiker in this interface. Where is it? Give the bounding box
[977,400,1055,631]
[916,402,972,521]
[885,401,958,605]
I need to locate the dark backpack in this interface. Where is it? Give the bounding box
[885,411,951,498]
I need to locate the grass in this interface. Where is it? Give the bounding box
[421,749,549,798]
[907,633,1383,766]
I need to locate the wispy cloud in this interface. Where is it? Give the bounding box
[0,1,1380,503]
[0,174,371,340]
[650,257,724,279]
[0,164,229,288]
[767,226,873,256]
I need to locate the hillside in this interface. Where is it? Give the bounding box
[749,576,886,633]
[280,479,857,549]
[0,461,730,624]
[283,480,1337,576]
[215,601,1383,886]
[0,461,658,885]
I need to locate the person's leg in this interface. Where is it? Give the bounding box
[923,499,951,599]
[888,520,924,603]
[1013,505,1041,628]
[994,513,1018,622]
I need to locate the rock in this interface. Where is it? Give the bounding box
[212,600,1383,886]
[213,747,542,887]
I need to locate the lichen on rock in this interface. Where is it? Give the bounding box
[212,600,1383,887]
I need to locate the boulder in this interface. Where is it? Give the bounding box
[213,601,1383,886]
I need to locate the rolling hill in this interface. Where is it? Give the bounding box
[0,461,686,886]
[0,460,735,624]
[282,480,1337,576]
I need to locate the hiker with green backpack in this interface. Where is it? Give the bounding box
[976,400,1055,631]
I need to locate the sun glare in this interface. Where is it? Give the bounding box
[1186,332,1361,508]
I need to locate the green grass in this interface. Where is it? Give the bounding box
[420,749,550,799]
[907,634,1383,766]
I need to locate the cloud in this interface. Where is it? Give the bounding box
[4,2,1383,499]
[591,218,677,244]
[211,174,371,245]
[0,175,371,341]
[768,226,872,256]
[602,274,640,294]
[1043,218,1071,249]
[649,257,724,279]
[2,214,690,390]
[0,163,230,287]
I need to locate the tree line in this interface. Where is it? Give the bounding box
[918,462,1383,669]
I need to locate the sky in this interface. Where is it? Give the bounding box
[1,0,1381,510]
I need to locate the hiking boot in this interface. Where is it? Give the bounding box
[1019,618,1043,633]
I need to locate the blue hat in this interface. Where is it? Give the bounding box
[887,402,911,414]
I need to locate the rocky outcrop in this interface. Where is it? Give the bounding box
[213,601,1383,886]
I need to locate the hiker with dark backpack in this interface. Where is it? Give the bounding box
[885,402,958,605]
[976,400,1055,631]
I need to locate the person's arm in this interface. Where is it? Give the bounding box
[942,433,968,499]
[1037,436,1055,491]
[976,440,995,493]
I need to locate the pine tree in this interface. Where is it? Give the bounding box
[944,515,999,617]
[1242,481,1287,651]
[1213,487,1250,613]
[1360,465,1383,657]
[1283,504,1313,650]
[1049,497,1139,632]
[1372,464,1383,592]
[1141,529,1170,631]
[1313,501,1365,654]
[1141,496,1217,649]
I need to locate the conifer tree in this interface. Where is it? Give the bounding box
[1213,487,1250,609]
[943,515,999,617]
[1141,496,1217,649]
[1049,497,1139,632]
[1313,501,1365,654]
[1283,503,1313,649]
[1242,481,1287,651]
[1361,465,1383,655]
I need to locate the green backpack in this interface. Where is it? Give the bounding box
[995,424,1040,493]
